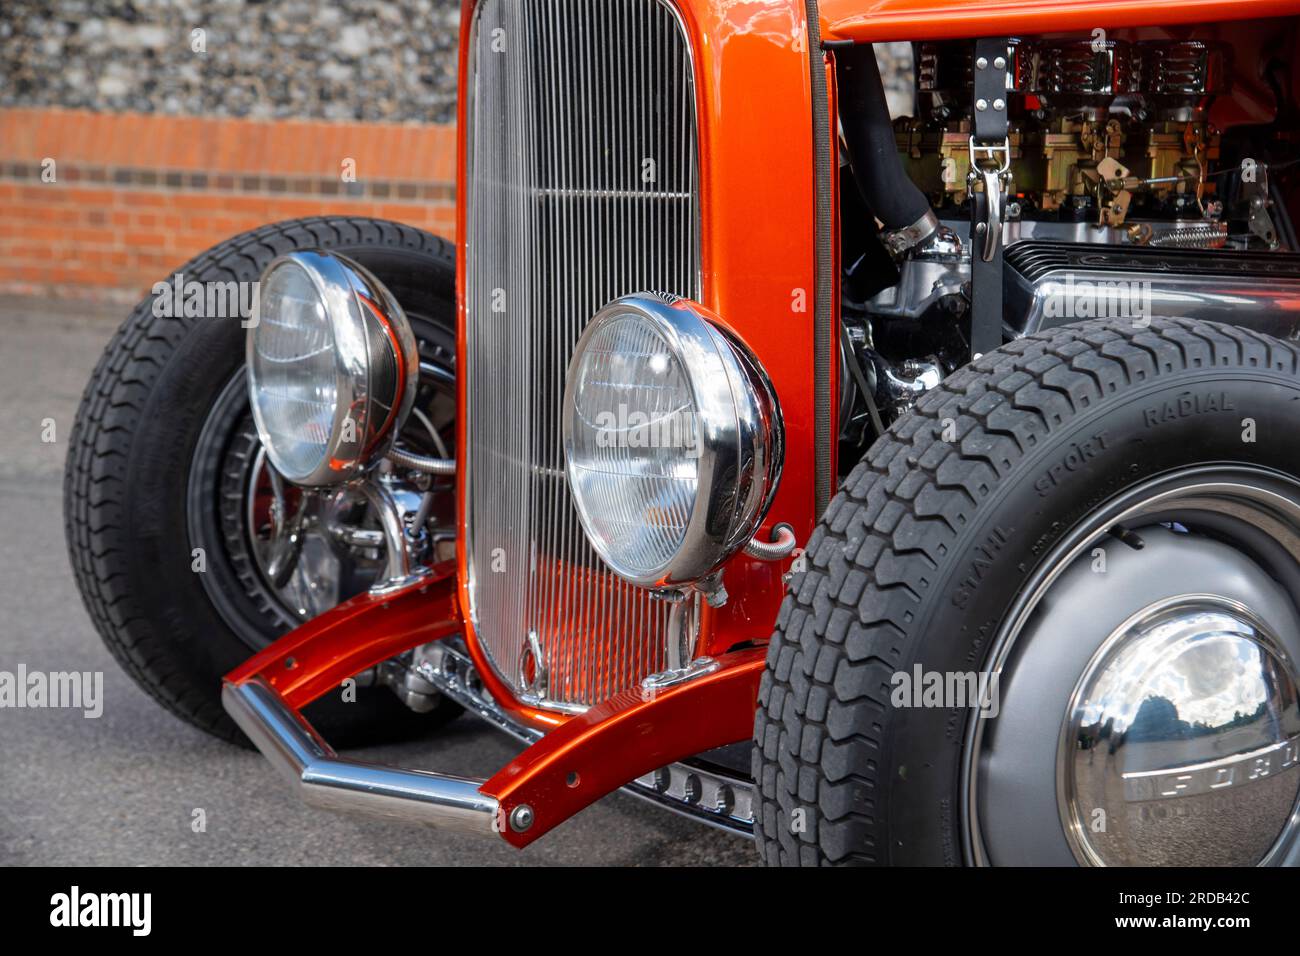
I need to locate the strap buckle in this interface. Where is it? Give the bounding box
[968,136,1010,262]
[967,135,1011,175]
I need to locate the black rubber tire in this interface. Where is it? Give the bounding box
[752,317,1300,865]
[64,216,463,747]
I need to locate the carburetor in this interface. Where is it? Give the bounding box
[895,36,1228,230]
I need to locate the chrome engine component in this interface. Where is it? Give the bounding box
[899,38,1229,224]
[858,33,1269,426]
[856,34,1293,456]
[876,358,943,414]
[863,226,966,320]
[1004,241,1300,339]
[841,227,1300,436]
[1146,223,1229,248]
[463,0,699,709]
[860,223,1300,340]
[1032,38,1135,105]
[1139,39,1231,118]
[840,331,946,423]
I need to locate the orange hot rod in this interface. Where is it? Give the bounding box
[67,0,1300,865]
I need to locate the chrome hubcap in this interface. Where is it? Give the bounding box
[965,468,1300,866]
[1061,595,1300,867]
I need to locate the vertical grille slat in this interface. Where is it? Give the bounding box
[466,0,700,708]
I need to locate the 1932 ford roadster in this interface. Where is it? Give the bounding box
[65,0,1300,865]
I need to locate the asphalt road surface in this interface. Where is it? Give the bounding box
[0,293,757,867]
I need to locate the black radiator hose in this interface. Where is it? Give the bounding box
[836,44,936,246]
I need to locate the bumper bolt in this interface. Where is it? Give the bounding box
[509,804,535,833]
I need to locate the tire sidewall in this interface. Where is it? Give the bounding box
[887,367,1300,864]
[98,228,457,743]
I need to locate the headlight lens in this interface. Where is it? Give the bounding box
[247,251,417,486]
[250,262,338,480]
[563,295,783,589]
[568,313,699,577]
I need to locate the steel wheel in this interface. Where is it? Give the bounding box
[186,317,457,650]
[965,466,1300,866]
[64,216,466,744]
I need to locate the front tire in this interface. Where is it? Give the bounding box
[753,317,1300,866]
[64,216,462,746]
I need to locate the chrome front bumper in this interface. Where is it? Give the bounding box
[223,678,501,835]
[219,567,766,848]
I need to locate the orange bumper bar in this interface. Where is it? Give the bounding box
[222,563,765,847]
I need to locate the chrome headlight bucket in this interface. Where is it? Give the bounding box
[562,294,784,590]
[247,251,418,486]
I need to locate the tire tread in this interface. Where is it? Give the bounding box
[752,317,1299,865]
[63,217,454,743]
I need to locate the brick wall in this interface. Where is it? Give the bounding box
[0,108,458,301]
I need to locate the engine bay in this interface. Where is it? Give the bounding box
[907,37,1244,237]
[837,18,1300,457]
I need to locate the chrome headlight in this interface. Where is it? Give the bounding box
[562,294,784,590]
[247,251,418,486]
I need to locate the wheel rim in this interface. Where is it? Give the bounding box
[964,466,1300,866]
[186,320,457,650]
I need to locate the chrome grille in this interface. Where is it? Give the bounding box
[464,0,700,708]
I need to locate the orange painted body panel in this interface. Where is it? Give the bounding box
[819,0,1300,43]
[672,0,825,658]
[482,647,767,848]
[224,561,462,711]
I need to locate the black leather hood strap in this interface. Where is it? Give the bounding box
[972,38,1010,143]
[968,38,1011,358]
